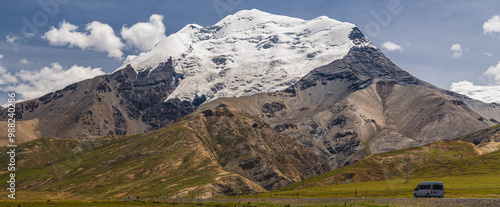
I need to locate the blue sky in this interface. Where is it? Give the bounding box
[1,0,500,103]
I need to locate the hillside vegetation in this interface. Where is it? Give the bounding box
[0,106,329,200]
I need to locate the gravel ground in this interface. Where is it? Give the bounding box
[154,197,500,207]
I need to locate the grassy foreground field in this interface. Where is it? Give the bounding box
[246,175,500,198]
[0,199,389,207]
[1,198,499,207]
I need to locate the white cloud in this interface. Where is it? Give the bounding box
[5,35,18,43]
[0,55,17,85]
[452,61,500,103]
[42,20,125,59]
[123,55,138,65]
[381,41,403,52]
[485,60,500,84]
[0,63,105,100]
[482,52,493,57]
[0,65,18,85]
[450,43,463,58]
[19,58,30,64]
[451,80,500,103]
[121,14,166,52]
[483,15,500,34]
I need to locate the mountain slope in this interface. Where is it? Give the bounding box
[198,40,496,168]
[0,119,40,146]
[0,59,196,140]
[458,124,500,154]
[447,91,500,121]
[0,105,329,199]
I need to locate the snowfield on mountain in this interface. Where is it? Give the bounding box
[120,9,369,104]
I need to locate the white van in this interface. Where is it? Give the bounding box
[413,181,444,198]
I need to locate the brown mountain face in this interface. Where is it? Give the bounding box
[184,105,331,190]
[198,44,497,168]
[0,58,196,142]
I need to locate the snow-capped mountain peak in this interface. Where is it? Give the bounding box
[178,23,203,33]
[117,9,373,104]
[213,9,304,35]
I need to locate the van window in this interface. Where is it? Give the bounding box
[419,185,431,190]
[433,185,443,190]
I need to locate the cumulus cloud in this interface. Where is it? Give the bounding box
[5,35,18,43]
[0,63,105,100]
[485,61,500,83]
[450,43,463,58]
[381,41,403,52]
[451,80,500,103]
[42,20,125,59]
[19,58,31,64]
[123,55,138,65]
[452,61,500,103]
[0,66,18,85]
[483,15,500,34]
[121,14,166,52]
[0,55,17,85]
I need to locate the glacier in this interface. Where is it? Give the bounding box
[116,9,373,104]
[451,80,500,104]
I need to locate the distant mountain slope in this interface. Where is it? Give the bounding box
[0,105,329,199]
[0,58,196,140]
[446,91,500,121]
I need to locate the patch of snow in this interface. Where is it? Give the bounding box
[116,9,369,104]
[451,81,500,103]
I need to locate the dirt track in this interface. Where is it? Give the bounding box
[155,197,500,207]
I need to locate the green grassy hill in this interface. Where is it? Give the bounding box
[1,124,227,200]
[0,135,125,169]
[0,105,329,200]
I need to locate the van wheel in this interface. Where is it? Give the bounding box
[414,194,417,198]
[426,193,430,198]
